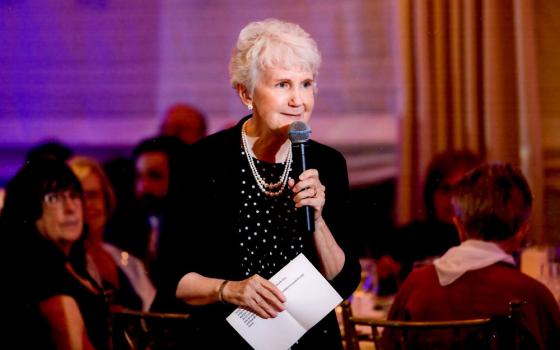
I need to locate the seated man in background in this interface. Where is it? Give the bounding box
[382,162,560,350]
[107,136,186,287]
[160,103,207,144]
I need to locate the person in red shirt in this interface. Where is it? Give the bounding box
[382,162,560,350]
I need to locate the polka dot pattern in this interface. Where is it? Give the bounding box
[238,149,305,278]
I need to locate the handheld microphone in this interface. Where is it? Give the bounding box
[288,121,314,234]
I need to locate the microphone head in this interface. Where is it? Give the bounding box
[288,121,311,144]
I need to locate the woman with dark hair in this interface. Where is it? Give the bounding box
[2,159,110,350]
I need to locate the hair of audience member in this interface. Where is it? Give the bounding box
[103,157,135,197]
[132,136,184,164]
[0,159,83,231]
[132,136,186,184]
[228,18,321,94]
[160,103,207,142]
[423,150,483,219]
[452,162,533,241]
[25,141,74,163]
[68,155,117,217]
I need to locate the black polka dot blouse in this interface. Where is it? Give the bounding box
[238,148,304,278]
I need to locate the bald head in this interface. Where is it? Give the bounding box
[160,104,207,144]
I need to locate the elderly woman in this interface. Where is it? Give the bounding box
[154,18,360,348]
[68,155,156,311]
[1,159,110,349]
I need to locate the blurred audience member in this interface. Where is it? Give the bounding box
[26,140,73,163]
[69,156,156,311]
[1,159,110,349]
[0,187,5,214]
[382,162,560,350]
[103,156,144,259]
[104,157,136,208]
[107,136,186,286]
[377,150,483,294]
[160,103,207,144]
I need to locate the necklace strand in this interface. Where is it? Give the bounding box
[241,121,292,197]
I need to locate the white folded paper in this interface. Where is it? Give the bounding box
[226,253,342,350]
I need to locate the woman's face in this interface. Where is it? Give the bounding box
[81,172,107,238]
[35,189,83,253]
[250,67,315,136]
[433,170,467,224]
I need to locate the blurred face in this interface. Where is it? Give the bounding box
[249,67,315,137]
[135,151,169,202]
[161,113,205,144]
[434,170,467,224]
[35,190,83,254]
[81,172,107,238]
[0,188,5,214]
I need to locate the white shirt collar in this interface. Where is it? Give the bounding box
[433,239,516,286]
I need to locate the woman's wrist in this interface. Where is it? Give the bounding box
[217,279,229,304]
[314,216,325,229]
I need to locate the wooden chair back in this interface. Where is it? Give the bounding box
[111,309,191,350]
[341,299,523,350]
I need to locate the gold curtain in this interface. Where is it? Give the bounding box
[395,0,545,242]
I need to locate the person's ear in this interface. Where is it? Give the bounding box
[452,215,468,242]
[514,221,530,247]
[237,84,253,108]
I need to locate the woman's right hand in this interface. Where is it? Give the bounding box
[222,274,286,319]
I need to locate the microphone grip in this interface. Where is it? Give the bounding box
[301,200,315,234]
[292,142,315,234]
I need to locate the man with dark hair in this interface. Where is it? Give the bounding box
[132,136,185,215]
[107,136,187,286]
[382,163,560,350]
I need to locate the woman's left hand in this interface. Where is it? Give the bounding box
[288,169,325,220]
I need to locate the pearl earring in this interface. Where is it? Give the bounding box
[247,103,253,111]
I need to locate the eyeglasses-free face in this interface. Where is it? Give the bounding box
[36,189,84,254]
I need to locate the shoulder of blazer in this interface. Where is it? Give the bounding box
[188,122,243,172]
[308,139,347,173]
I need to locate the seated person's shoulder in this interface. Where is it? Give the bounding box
[482,263,559,308]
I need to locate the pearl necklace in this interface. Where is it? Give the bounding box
[241,121,292,197]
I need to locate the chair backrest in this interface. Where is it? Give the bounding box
[110,309,191,350]
[340,299,523,350]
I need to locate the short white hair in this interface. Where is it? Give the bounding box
[229,18,321,94]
